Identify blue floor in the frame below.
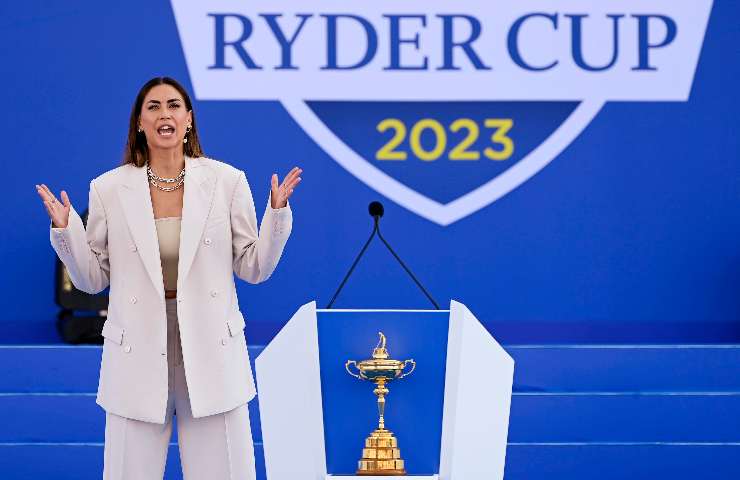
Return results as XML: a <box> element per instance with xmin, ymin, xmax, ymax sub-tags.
<box><xmin>1</xmin><ymin>339</ymin><xmax>739</xmax><ymax>479</ymax></box>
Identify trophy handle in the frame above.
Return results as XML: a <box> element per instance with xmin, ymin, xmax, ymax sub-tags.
<box><xmin>345</xmin><ymin>360</ymin><xmax>362</xmax><ymax>379</ymax></box>
<box><xmin>399</xmin><ymin>359</ymin><xmax>416</xmax><ymax>378</ymax></box>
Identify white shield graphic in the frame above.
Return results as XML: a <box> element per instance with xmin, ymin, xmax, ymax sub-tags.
<box><xmin>281</xmin><ymin>98</ymin><xmax>604</xmax><ymax>225</ymax></box>
<box><xmin>170</xmin><ymin>0</ymin><xmax>712</xmax><ymax>225</ymax></box>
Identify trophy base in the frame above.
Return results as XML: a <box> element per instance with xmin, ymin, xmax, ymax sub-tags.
<box><xmin>356</xmin><ymin>428</ymin><xmax>406</xmax><ymax>476</ymax></box>
<box><xmin>356</xmin><ymin>470</ymin><xmax>406</xmax><ymax>476</ymax></box>
<box><xmin>328</xmin><ymin>476</ymin><xmax>438</xmax><ymax>480</ymax></box>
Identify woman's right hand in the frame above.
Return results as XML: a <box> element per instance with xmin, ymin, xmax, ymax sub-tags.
<box><xmin>36</xmin><ymin>184</ymin><xmax>71</xmax><ymax>229</ymax></box>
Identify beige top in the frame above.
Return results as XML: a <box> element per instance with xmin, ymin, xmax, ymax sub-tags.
<box><xmin>154</xmin><ymin>217</ymin><xmax>181</xmax><ymax>290</ymax></box>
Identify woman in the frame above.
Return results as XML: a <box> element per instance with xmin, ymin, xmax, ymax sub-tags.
<box><xmin>35</xmin><ymin>76</ymin><xmax>302</xmax><ymax>479</ymax></box>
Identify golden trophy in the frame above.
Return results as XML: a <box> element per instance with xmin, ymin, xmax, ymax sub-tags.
<box><xmin>345</xmin><ymin>332</ymin><xmax>416</xmax><ymax>475</ymax></box>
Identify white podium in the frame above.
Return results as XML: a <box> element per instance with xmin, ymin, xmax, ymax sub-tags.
<box><xmin>255</xmin><ymin>300</ymin><xmax>514</xmax><ymax>480</ymax></box>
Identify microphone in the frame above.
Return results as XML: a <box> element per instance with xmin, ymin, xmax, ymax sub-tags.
<box><xmin>368</xmin><ymin>201</ymin><xmax>384</xmax><ymax>219</ymax></box>
<box><xmin>326</xmin><ymin>201</ymin><xmax>439</xmax><ymax>309</ymax></box>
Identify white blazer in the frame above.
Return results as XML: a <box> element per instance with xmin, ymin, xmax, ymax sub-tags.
<box><xmin>49</xmin><ymin>155</ymin><xmax>292</xmax><ymax>424</ymax></box>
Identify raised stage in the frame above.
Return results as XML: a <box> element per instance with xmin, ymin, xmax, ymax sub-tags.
<box><xmin>1</xmin><ymin>319</ymin><xmax>739</xmax><ymax>479</ymax></box>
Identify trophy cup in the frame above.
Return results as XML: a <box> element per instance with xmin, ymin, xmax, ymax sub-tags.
<box><xmin>345</xmin><ymin>332</ymin><xmax>416</xmax><ymax>475</ymax></box>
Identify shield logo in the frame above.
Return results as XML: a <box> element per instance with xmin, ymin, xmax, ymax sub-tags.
<box><xmin>170</xmin><ymin>0</ymin><xmax>712</xmax><ymax>225</ymax></box>
<box><xmin>282</xmin><ymin>99</ymin><xmax>603</xmax><ymax>225</ymax></box>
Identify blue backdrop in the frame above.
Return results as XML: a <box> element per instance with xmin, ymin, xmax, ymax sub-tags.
<box><xmin>3</xmin><ymin>1</ymin><xmax>739</xmax><ymax>343</ymax></box>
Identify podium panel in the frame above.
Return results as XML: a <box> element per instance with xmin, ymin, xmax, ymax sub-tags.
<box><xmin>439</xmin><ymin>301</ymin><xmax>514</xmax><ymax>479</ymax></box>
<box><xmin>254</xmin><ymin>302</ymin><xmax>327</xmax><ymax>479</ymax></box>
<box><xmin>256</xmin><ymin>301</ymin><xmax>513</xmax><ymax>480</ymax></box>
<box><xmin>318</xmin><ymin>309</ymin><xmax>449</xmax><ymax>475</ymax></box>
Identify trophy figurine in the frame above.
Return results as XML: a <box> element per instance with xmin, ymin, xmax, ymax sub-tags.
<box><xmin>345</xmin><ymin>332</ymin><xmax>416</xmax><ymax>475</ymax></box>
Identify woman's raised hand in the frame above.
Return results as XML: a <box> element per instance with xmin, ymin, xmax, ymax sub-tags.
<box><xmin>270</xmin><ymin>167</ymin><xmax>303</xmax><ymax>209</ymax></box>
<box><xmin>36</xmin><ymin>184</ymin><xmax>71</xmax><ymax>228</ymax></box>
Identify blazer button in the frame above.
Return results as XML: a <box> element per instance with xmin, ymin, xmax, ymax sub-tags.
<box><xmin>130</xmin><ymin>244</ymin><xmax>137</xmax><ymax>252</ymax></box>
<box><xmin>124</xmin><ymin>345</ymin><xmax>132</xmax><ymax>353</ymax></box>
<box><xmin>221</xmin><ymin>338</ymin><xmax>227</xmax><ymax>346</ymax></box>
<box><xmin>210</xmin><ymin>289</ymin><xmax>218</xmax><ymax>298</ymax></box>
<box><xmin>204</xmin><ymin>237</ymin><xmax>212</xmax><ymax>245</ymax></box>
<box><xmin>130</xmin><ymin>296</ymin><xmax>137</xmax><ymax>304</ymax></box>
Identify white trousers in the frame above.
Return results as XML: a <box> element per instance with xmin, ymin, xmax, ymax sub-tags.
<box><xmin>102</xmin><ymin>298</ymin><xmax>256</xmax><ymax>480</ymax></box>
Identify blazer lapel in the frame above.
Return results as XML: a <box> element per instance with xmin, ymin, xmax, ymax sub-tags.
<box><xmin>178</xmin><ymin>156</ymin><xmax>217</xmax><ymax>289</ymax></box>
<box><xmin>117</xmin><ymin>163</ymin><xmax>165</xmax><ymax>300</ymax></box>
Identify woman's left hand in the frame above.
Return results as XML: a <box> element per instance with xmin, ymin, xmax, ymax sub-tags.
<box><xmin>271</xmin><ymin>166</ymin><xmax>302</xmax><ymax>209</ymax></box>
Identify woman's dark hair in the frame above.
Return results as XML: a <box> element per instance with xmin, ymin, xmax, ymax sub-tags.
<box><xmin>122</xmin><ymin>76</ymin><xmax>204</xmax><ymax>167</ymax></box>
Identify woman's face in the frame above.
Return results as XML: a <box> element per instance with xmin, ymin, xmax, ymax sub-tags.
<box><xmin>138</xmin><ymin>84</ymin><xmax>193</xmax><ymax>152</ymax></box>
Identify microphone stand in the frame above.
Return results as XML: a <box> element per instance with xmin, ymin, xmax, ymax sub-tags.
<box><xmin>326</xmin><ymin>202</ymin><xmax>440</xmax><ymax>310</ymax></box>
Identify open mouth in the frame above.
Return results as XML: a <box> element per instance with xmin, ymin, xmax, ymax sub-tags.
<box><xmin>157</xmin><ymin>125</ymin><xmax>175</xmax><ymax>137</ymax></box>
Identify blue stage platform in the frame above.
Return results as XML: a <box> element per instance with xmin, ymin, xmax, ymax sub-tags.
<box><xmin>1</xmin><ymin>324</ymin><xmax>739</xmax><ymax>479</ymax></box>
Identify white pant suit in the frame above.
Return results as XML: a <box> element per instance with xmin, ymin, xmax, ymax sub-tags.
<box><xmin>48</xmin><ymin>157</ymin><xmax>292</xmax><ymax>479</ymax></box>
<box><xmin>103</xmin><ymin>297</ymin><xmax>256</xmax><ymax>480</ymax></box>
